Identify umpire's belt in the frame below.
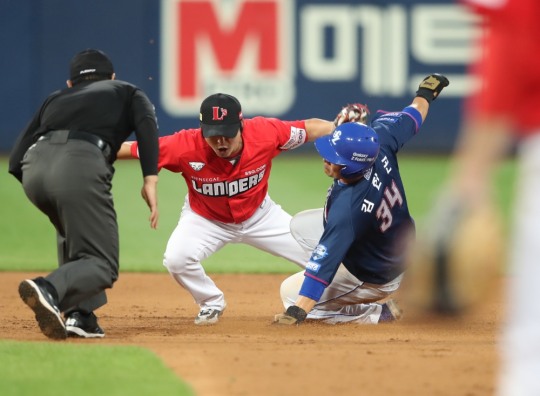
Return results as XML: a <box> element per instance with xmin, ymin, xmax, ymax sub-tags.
<box><xmin>38</xmin><ymin>130</ymin><xmax>108</xmax><ymax>151</ymax></box>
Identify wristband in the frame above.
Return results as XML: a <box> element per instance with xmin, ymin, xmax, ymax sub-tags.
<box><xmin>415</xmin><ymin>88</ymin><xmax>436</xmax><ymax>103</ymax></box>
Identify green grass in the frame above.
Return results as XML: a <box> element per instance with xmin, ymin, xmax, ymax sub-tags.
<box><xmin>0</xmin><ymin>154</ymin><xmax>516</xmax><ymax>396</ymax></box>
<box><xmin>0</xmin><ymin>340</ymin><xmax>193</xmax><ymax>396</ymax></box>
<box><xmin>400</xmin><ymin>154</ymin><xmax>516</xmax><ymax>221</ymax></box>
<box><xmin>0</xmin><ymin>154</ymin><xmax>516</xmax><ymax>273</ymax></box>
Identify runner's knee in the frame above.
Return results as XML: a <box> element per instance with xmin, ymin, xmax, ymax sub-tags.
<box><xmin>280</xmin><ymin>271</ymin><xmax>305</xmax><ymax>308</ymax></box>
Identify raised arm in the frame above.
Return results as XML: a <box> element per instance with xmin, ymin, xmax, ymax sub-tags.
<box><xmin>411</xmin><ymin>74</ymin><xmax>450</xmax><ymax>121</ymax></box>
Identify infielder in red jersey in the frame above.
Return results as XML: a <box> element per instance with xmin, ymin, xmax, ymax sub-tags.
<box><xmin>118</xmin><ymin>93</ymin><xmax>337</xmax><ymax>325</ymax></box>
<box><xmin>429</xmin><ymin>1</ymin><xmax>540</xmax><ymax>395</ymax></box>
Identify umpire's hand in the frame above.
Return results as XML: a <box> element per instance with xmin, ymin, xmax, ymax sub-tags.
<box><xmin>141</xmin><ymin>175</ymin><xmax>159</xmax><ymax>229</ymax></box>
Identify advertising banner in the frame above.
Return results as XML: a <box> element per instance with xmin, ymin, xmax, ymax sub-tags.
<box><xmin>0</xmin><ymin>0</ymin><xmax>479</xmax><ymax>153</ymax></box>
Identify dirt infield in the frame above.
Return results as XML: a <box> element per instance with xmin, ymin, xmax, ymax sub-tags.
<box><xmin>0</xmin><ymin>272</ymin><xmax>504</xmax><ymax>396</ymax></box>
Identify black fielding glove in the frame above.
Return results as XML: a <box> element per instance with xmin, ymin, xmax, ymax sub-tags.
<box><xmin>415</xmin><ymin>74</ymin><xmax>450</xmax><ymax>103</ymax></box>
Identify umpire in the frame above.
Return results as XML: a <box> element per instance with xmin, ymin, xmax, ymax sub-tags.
<box><xmin>8</xmin><ymin>49</ymin><xmax>159</xmax><ymax>340</ymax></box>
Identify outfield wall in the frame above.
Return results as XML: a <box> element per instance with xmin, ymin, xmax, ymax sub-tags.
<box><xmin>0</xmin><ymin>0</ymin><xmax>478</xmax><ymax>154</ymax></box>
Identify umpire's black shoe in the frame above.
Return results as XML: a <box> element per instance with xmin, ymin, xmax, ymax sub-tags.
<box><xmin>18</xmin><ymin>277</ymin><xmax>66</xmax><ymax>340</ymax></box>
<box><xmin>65</xmin><ymin>311</ymin><xmax>105</xmax><ymax>338</ymax></box>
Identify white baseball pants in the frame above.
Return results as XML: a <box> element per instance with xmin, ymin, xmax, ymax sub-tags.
<box><xmin>280</xmin><ymin>208</ymin><xmax>402</xmax><ymax>324</ymax></box>
<box><xmin>163</xmin><ymin>194</ymin><xmax>310</xmax><ymax>311</ymax></box>
<box><xmin>498</xmin><ymin>133</ymin><xmax>540</xmax><ymax>396</ymax></box>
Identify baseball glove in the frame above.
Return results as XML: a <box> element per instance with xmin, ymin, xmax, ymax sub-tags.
<box><xmin>404</xmin><ymin>193</ymin><xmax>505</xmax><ymax>314</ymax></box>
<box><xmin>334</xmin><ymin>103</ymin><xmax>370</xmax><ymax>127</ymax></box>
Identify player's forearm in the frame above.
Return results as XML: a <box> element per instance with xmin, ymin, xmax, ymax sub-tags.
<box><xmin>117</xmin><ymin>142</ymin><xmax>135</xmax><ymax>159</ymax></box>
<box><xmin>274</xmin><ymin>278</ymin><xmax>321</xmax><ymax>325</ymax></box>
<box><xmin>294</xmin><ymin>295</ymin><xmax>317</xmax><ymax>313</ymax></box>
<box><xmin>410</xmin><ymin>97</ymin><xmax>430</xmax><ymax>122</ymax></box>
<box><xmin>304</xmin><ymin>118</ymin><xmax>335</xmax><ymax>142</ymax></box>
<box><xmin>411</xmin><ymin>74</ymin><xmax>449</xmax><ymax>122</ymax></box>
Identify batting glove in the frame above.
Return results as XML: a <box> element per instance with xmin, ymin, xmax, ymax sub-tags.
<box><xmin>415</xmin><ymin>74</ymin><xmax>450</xmax><ymax>103</ymax></box>
<box><xmin>274</xmin><ymin>306</ymin><xmax>308</xmax><ymax>325</ymax></box>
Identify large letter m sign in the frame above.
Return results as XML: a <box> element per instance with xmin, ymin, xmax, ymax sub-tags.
<box><xmin>161</xmin><ymin>0</ymin><xmax>295</xmax><ymax>116</ymax></box>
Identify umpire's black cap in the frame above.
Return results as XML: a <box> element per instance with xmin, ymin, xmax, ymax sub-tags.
<box><xmin>200</xmin><ymin>93</ymin><xmax>243</xmax><ymax>138</ymax></box>
<box><xmin>69</xmin><ymin>49</ymin><xmax>114</xmax><ymax>81</ymax></box>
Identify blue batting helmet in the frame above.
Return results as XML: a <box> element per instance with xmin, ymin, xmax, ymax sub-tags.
<box><xmin>315</xmin><ymin>122</ymin><xmax>380</xmax><ymax>178</ymax></box>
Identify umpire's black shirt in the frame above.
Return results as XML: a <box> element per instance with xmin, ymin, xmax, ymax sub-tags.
<box><xmin>8</xmin><ymin>79</ymin><xmax>159</xmax><ymax>182</ymax></box>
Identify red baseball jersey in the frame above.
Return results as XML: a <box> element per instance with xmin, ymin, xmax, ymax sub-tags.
<box><xmin>463</xmin><ymin>0</ymin><xmax>540</xmax><ymax>134</ymax></box>
<box><xmin>131</xmin><ymin>117</ymin><xmax>308</xmax><ymax>223</ymax></box>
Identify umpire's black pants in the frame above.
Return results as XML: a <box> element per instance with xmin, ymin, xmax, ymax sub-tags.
<box><xmin>21</xmin><ymin>130</ymin><xmax>118</xmax><ymax>315</ymax></box>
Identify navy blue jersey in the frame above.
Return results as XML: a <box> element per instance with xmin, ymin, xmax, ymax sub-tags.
<box><xmin>300</xmin><ymin>106</ymin><xmax>422</xmax><ymax>301</ymax></box>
